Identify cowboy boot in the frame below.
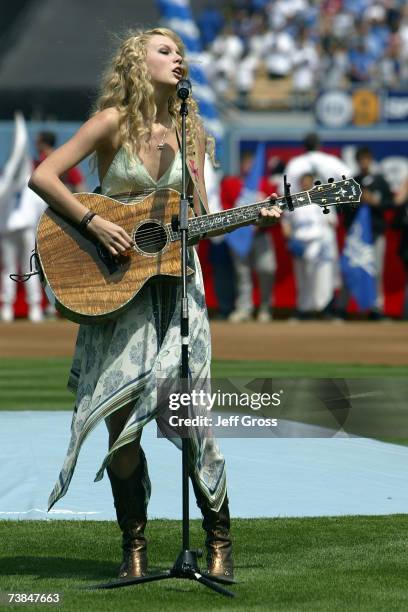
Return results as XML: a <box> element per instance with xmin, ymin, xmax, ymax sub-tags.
<box><xmin>106</xmin><ymin>449</ymin><xmax>148</xmax><ymax>578</ymax></box>
<box><xmin>191</xmin><ymin>475</ymin><xmax>234</xmax><ymax>578</ymax></box>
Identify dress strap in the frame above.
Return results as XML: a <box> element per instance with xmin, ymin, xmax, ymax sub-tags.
<box><xmin>175</xmin><ymin>126</ymin><xmax>210</xmax><ymax>215</ymax></box>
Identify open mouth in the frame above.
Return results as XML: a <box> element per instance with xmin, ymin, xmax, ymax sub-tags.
<box><xmin>172</xmin><ymin>68</ymin><xmax>183</xmax><ymax>78</ymax></box>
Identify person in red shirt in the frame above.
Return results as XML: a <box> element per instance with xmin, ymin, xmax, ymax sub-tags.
<box><xmin>221</xmin><ymin>151</ymin><xmax>279</xmax><ymax>322</ymax></box>
<box><xmin>34</xmin><ymin>131</ymin><xmax>86</xmax><ymax>193</ymax></box>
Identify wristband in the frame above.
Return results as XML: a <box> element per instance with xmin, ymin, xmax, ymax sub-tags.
<box><xmin>78</xmin><ymin>211</ymin><xmax>96</xmax><ymax>231</ymax></box>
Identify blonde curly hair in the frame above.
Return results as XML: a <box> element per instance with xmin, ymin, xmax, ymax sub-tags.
<box><xmin>93</xmin><ymin>27</ymin><xmax>216</xmax><ymax>164</ymax></box>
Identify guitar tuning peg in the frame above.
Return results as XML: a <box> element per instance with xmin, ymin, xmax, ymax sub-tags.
<box><xmin>322</xmin><ymin>206</ymin><xmax>330</xmax><ymax>214</ymax></box>
<box><xmin>314</xmin><ymin>180</ymin><xmax>321</xmax><ymax>185</ymax></box>
<box><xmin>342</xmin><ymin>175</ymin><xmax>346</xmax><ymax>180</ymax></box>
<box><xmin>328</xmin><ymin>177</ymin><xmax>334</xmax><ymax>183</ymax></box>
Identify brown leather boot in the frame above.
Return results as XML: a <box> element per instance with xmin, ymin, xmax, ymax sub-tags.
<box><xmin>106</xmin><ymin>450</ymin><xmax>148</xmax><ymax>579</ymax></box>
<box><xmin>191</xmin><ymin>476</ymin><xmax>234</xmax><ymax>578</ymax></box>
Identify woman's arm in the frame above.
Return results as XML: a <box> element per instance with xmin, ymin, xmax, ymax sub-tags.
<box><xmin>29</xmin><ymin>108</ymin><xmax>134</xmax><ymax>256</ymax></box>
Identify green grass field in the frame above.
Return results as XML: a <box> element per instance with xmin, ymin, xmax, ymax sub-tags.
<box><xmin>0</xmin><ymin>357</ymin><xmax>406</xmax><ymax>411</ymax></box>
<box><xmin>0</xmin><ymin>515</ymin><xmax>408</xmax><ymax>612</ymax></box>
<box><xmin>1</xmin><ymin>357</ymin><xmax>408</xmax><ymax>610</ymax></box>
<box><xmin>1</xmin><ymin>516</ymin><xmax>408</xmax><ymax>611</ymax></box>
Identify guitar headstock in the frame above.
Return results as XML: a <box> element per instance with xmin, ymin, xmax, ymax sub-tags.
<box><xmin>308</xmin><ymin>178</ymin><xmax>362</xmax><ymax>209</ymax></box>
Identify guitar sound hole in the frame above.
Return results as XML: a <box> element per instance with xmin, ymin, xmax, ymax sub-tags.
<box><xmin>134</xmin><ymin>222</ymin><xmax>167</xmax><ymax>254</ymax></box>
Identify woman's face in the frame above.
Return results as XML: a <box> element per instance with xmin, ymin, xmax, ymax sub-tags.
<box><xmin>145</xmin><ymin>34</ymin><xmax>184</xmax><ymax>88</ymax></box>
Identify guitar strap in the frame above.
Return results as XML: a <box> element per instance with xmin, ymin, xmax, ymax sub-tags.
<box><xmin>175</xmin><ymin>126</ymin><xmax>210</xmax><ymax>216</ymax></box>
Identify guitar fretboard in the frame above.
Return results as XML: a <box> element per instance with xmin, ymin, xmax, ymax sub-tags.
<box><xmin>167</xmin><ymin>191</ymin><xmax>311</xmax><ymax>241</ymax></box>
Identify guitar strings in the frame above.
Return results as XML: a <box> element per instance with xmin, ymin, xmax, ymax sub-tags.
<box><xmin>128</xmin><ymin>198</ymin><xmax>353</xmax><ymax>250</ymax></box>
<box><xmin>114</xmin><ymin>182</ymin><xmax>357</xmax><ymax>251</ymax></box>
<box><xmin>130</xmin><ymin>187</ymin><xmax>351</xmax><ymax>238</ymax></box>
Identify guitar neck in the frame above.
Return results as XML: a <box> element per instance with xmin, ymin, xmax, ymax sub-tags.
<box><xmin>168</xmin><ymin>190</ymin><xmax>311</xmax><ymax>242</ymax></box>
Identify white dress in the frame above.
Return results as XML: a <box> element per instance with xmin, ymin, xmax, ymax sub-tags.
<box><xmin>47</xmin><ymin>147</ymin><xmax>227</xmax><ymax>513</ymax></box>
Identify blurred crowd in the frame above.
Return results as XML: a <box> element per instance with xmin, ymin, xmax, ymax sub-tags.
<box><xmin>198</xmin><ymin>0</ymin><xmax>408</xmax><ymax>108</ymax></box>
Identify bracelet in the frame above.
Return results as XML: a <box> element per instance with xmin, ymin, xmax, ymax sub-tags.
<box><xmin>78</xmin><ymin>211</ymin><xmax>96</xmax><ymax>231</ymax></box>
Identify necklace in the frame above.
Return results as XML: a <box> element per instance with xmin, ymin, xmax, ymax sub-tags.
<box><xmin>154</xmin><ymin>121</ymin><xmax>172</xmax><ymax>150</ymax></box>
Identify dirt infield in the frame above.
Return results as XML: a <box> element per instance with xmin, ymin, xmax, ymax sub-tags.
<box><xmin>0</xmin><ymin>320</ymin><xmax>407</xmax><ymax>365</ymax></box>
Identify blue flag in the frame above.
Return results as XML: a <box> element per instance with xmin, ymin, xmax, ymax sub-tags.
<box><xmin>225</xmin><ymin>142</ymin><xmax>266</xmax><ymax>258</ymax></box>
<box><xmin>340</xmin><ymin>205</ymin><xmax>377</xmax><ymax>310</ymax></box>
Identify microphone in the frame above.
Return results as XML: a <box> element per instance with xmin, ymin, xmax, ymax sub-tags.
<box><xmin>176</xmin><ymin>79</ymin><xmax>192</xmax><ymax>100</ymax></box>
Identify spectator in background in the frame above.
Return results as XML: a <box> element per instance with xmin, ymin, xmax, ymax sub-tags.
<box><xmin>0</xmin><ymin>114</ymin><xmax>46</xmax><ymax>323</ymax></box>
<box><xmin>364</xmin><ymin>4</ymin><xmax>390</xmax><ymax>61</ymax></box>
<box><xmin>347</xmin><ymin>30</ymin><xmax>377</xmax><ymax>83</ymax></box>
<box><xmin>248</xmin><ymin>15</ymin><xmax>273</xmax><ymax>57</ymax></box>
<box><xmin>222</xmin><ymin>150</ymin><xmax>277</xmax><ymax>323</ymax></box>
<box><xmin>284</xmin><ymin>132</ymin><xmax>350</xmax><ymax>318</ymax></box>
<box><xmin>399</xmin><ymin>5</ymin><xmax>408</xmax><ymax>81</ymax></box>
<box><xmin>281</xmin><ymin>172</ymin><xmax>339</xmax><ymax>319</ymax></box>
<box><xmin>0</xmin><ymin>184</ymin><xmax>45</xmax><ymax>322</ymax></box>
<box><xmin>319</xmin><ymin>40</ymin><xmax>350</xmax><ymax>89</ymax></box>
<box><xmin>235</xmin><ymin>48</ymin><xmax>260</xmax><ymax>108</ymax></box>
<box><xmin>266</xmin><ymin>0</ymin><xmax>308</xmax><ymax>31</ymax></box>
<box><xmin>209</xmin><ymin>24</ymin><xmax>244</xmax><ymax>95</ymax></box>
<box><xmin>291</xmin><ymin>26</ymin><xmax>320</xmax><ymax>109</ymax></box>
<box><xmin>204</xmin><ymin>157</ymin><xmax>236</xmax><ymax>320</ymax></box>
<box><xmin>340</xmin><ymin>146</ymin><xmax>394</xmax><ymax>319</ymax></box>
<box><xmin>232</xmin><ymin>7</ymin><xmax>256</xmax><ymax>44</ymax></box>
<box><xmin>332</xmin><ymin>8</ymin><xmax>355</xmax><ymax>38</ymax></box>
<box><xmin>35</xmin><ymin>131</ymin><xmax>86</xmax><ymax>192</ymax></box>
<box><xmin>375</xmin><ymin>28</ymin><xmax>404</xmax><ymax>88</ymax></box>
<box><xmin>264</xmin><ymin>26</ymin><xmax>295</xmax><ymax>80</ymax></box>
<box><xmin>284</xmin><ymin>133</ymin><xmax>350</xmax><ymax>194</ymax></box>
<box><xmin>393</xmin><ymin>177</ymin><xmax>408</xmax><ymax>319</ymax></box>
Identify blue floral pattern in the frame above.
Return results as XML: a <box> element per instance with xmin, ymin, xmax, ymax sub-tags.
<box><xmin>109</xmin><ymin>328</ymin><xmax>128</xmax><ymax>357</ymax></box>
<box><xmin>102</xmin><ymin>369</ymin><xmax>125</xmax><ymax>395</ymax></box>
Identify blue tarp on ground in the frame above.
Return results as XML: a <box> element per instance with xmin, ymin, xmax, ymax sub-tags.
<box><xmin>1</xmin><ymin>411</ymin><xmax>408</xmax><ymax>520</ymax></box>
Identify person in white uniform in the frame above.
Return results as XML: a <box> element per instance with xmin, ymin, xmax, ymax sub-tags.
<box><xmin>0</xmin><ymin>113</ymin><xmax>46</xmax><ymax>322</ymax></box>
<box><xmin>283</xmin><ymin>133</ymin><xmax>350</xmax><ymax>318</ymax></box>
<box><xmin>282</xmin><ymin>173</ymin><xmax>339</xmax><ymax>317</ymax></box>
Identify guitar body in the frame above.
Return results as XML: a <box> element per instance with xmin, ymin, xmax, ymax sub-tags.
<box><xmin>36</xmin><ymin>189</ymin><xmax>194</xmax><ymax>324</ymax></box>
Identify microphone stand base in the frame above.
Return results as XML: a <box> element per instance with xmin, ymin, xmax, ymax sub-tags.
<box><xmin>87</xmin><ymin>548</ymin><xmax>236</xmax><ymax>597</ymax></box>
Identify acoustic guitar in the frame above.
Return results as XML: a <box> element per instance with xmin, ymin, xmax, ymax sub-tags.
<box><xmin>35</xmin><ymin>178</ymin><xmax>361</xmax><ymax>323</ymax></box>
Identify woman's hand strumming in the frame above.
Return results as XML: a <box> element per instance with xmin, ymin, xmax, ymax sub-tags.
<box><xmin>87</xmin><ymin>216</ymin><xmax>135</xmax><ymax>256</ymax></box>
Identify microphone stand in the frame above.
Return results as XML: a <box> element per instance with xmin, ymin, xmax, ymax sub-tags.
<box><xmin>89</xmin><ymin>81</ymin><xmax>235</xmax><ymax>598</ymax></box>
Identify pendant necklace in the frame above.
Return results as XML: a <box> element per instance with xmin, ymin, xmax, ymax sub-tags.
<box><xmin>157</xmin><ymin>126</ymin><xmax>168</xmax><ymax>150</ymax></box>
<box><xmin>156</xmin><ymin>122</ymin><xmax>172</xmax><ymax>150</ymax></box>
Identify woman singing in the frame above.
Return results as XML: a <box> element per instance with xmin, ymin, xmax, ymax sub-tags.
<box><xmin>29</xmin><ymin>27</ymin><xmax>280</xmax><ymax>580</ymax></box>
